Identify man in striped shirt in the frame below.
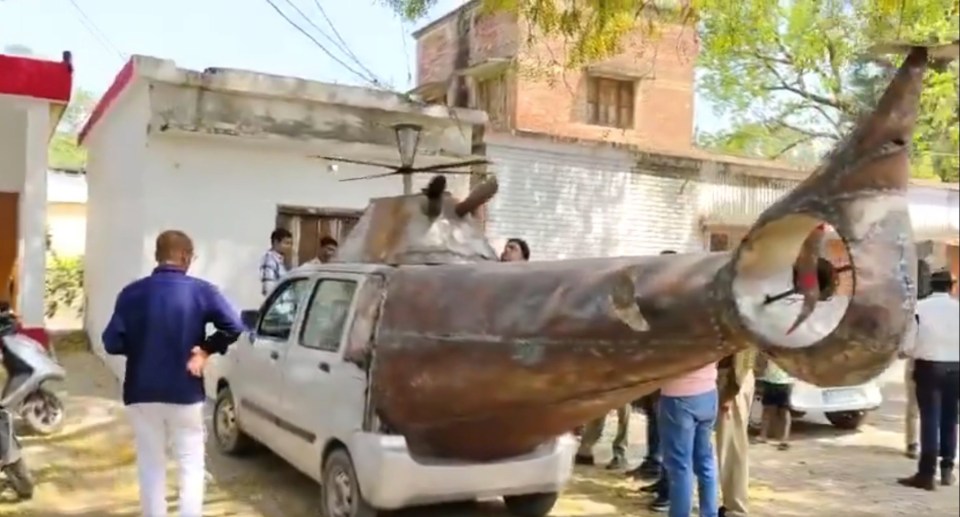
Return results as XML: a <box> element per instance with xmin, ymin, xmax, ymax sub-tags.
<box><xmin>259</xmin><ymin>228</ymin><xmax>293</xmax><ymax>296</ymax></box>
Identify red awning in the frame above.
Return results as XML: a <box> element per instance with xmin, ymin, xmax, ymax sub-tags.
<box><xmin>0</xmin><ymin>51</ymin><xmax>74</xmax><ymax>141</ymax></box>
<box><xmin>0</xmin><ymin>52</ymin><xmax>73</xmax><ymax>103</ymax></box>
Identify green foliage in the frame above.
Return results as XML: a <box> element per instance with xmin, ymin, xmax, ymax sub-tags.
<box><xmin>48</xmin><ymin>132</ymin><xmax>87</xmax><ymax>170</ymax></box>
<box><xmin>388</xmin><ymin>0</ymin><xmax>959</xmax><ymax>181</ymax></box>
<box><xmin>696</xmin><ymin>0</ymin><xmax>959</xmax><ymax>180</ymax></box>
<box><xmin>47</xmin><ymin>88</ymin><xmax>97</xmax><ymax>170</ymax></box>
<box><xmin>45</xmin><ymin>252</ymin><xmax>84</xmax><ymax>319</ymax></box>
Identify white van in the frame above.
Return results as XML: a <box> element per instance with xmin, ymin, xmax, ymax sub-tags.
<box><xmin>204</xmin><ymin>263</ymin><xmax>576</xmax><ymax>517</ymax></box>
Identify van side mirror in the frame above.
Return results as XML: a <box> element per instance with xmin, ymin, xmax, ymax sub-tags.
<box><xmin>240</xmin><ymin>310</ymin><xmax>259</xmax><ymax>331</ymax></box>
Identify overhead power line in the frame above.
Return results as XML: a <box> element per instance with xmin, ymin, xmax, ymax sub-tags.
<box><xmin>264</xmin><ymin>0</ymin><xmax>384</xmax><ymax>88</ymax></box>
<box><xmin>65</xmin><ymin>0</ymin><xmax>125</xmax><ymax>63</ymax></box>
<box><xmin>311</xmin><ymin>0</ymin><xmax>369</xmax><ymax>76</ymax></box>
<box><xmin>284</xmin><ymin>0</ymin><xmax>385</xmax><ymax>85</ymax></box>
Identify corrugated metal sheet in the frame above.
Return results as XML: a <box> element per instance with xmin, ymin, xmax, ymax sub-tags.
<box><xmin>485</xmin><ymin>136</ymin><xmax>702</xmax><ymax>259</ymax></box>
<box><xmin>696</xmin><ymin>168</ymin><xmax>958</xmax><ymax>242</ymax></box>
<box><xmin>696</xmin><ymin>166</ymin><xmax>797</xmax><ymax>227</ymax></box>
<box><xmin>908</xmin><ymin>186</ymin><xmax>959</xmax><ymax>242</ymax></box>
<box><xmin>483</xmin><ymin>135</ymin><xmax>959</xmax><ymax>256</ymax></box>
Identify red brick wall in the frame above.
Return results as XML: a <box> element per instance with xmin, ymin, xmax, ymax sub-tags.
<box><xmin>415</xmin><ymin>8</ymin><xmax>520</xmax><ymax>86</ymax></box>
<box><xmin>416</xmin><ymin>24</ymin><xmax>455</xmax><ymax>86</ymax></box>
<box><xmin>514</xmin><ymin>23</ymin><xmax>697</xmax><ymax>152</ymax></box>
<box><xmin>414</xmin><ymin>9</ymin><xmax>697</xmax><ymax>152</ymax></box>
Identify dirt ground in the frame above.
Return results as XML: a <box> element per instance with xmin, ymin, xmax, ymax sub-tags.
<box><xmin>0</xmin><ymin>350</ymin><xmax>957</xmax><ymax>517</ymax></box>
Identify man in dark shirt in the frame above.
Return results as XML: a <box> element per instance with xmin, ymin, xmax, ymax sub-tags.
<box><xmin>103</xmin><ymin>230</ymin><xmax>244</xmax><ymax>517</ymax></box>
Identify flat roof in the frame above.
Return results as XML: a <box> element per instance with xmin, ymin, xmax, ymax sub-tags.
<box><xmin>79</xmin><ymin>55</ymin><xmax>487</xmax><ymax>146</ymax></box>
<box><xmin>0</xmin><ymin>51</ymin><xmax>73</xmax><ymax>104</ymax></box>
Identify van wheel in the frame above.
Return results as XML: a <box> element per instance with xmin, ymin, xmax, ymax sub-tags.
<box><xmin>213</xmin><ymin>387</ymin><xmax>255</xmax><ymax>455</ymax></box>
<box><xmin>321</xmin><ymin>448</ymin><xmax>377</xmax><ymax>517</ymax></box>
<box><xmin>503</xmin><ymin>492</ymin><xmax>559</xmax><ymax>517</ymax></box>
<box><xmin>826</xmin><ymin>410</ymin><xmax>868</xmax><ymax>430</ymax></box>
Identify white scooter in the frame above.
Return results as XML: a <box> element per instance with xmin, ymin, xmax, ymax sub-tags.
<box><xmin>0</xmin><ymin>406</ymin><xmax>31</xmax><ymax>499</ymax></box>
<box><xmin>0</xmin><ymin>306</ymin><xmax>67</xmax><ymax>435</ymax></box>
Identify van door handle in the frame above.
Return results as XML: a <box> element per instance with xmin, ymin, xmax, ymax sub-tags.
<box><xmin>269</xmin><ymin>351</ymin><xmax>279</xmax><ymax>360</ymax></box>
<box><xmin>318</xmin><ymin>362</ymin><xmax>330</xmax><ymax>373</ymax></box>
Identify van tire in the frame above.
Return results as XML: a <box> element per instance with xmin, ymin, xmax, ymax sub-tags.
<box><xmin>321</xmin><ymin>448</ymin><xmax>377</xmax><ymax>517</ymax></box>
<box><xmin>213</xmin><ymin>386</ymin><xmax>255</xmax><ymax>455</ymax></box>
<box><xmin>503</xmin><ymin>492</ymin><xmax>559</xmax><ymax>517</ymax></box>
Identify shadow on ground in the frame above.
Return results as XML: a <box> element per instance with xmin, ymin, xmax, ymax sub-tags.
<box><xmin>0</xmin><ymin>352</ymin><xmax>955</xmax><ymax>517</ymax></box>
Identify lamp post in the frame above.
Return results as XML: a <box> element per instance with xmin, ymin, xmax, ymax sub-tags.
<box><xmin>394</xmin><ymin>123</ymin><xmax>422</xmax><ymax>194</ymax></box>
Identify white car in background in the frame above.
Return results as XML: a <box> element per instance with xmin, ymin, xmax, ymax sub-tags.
<box><xmin>739</xmin><ymin>292</ymin><xmax>883</xmax><ymax>431</ymax></box>
<box><xmin>749</xmin><ymin>378</ymin><xmax>883</xmax><ymax>430</ymax></box>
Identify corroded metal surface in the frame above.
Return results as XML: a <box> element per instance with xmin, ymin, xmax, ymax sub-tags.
<box><xmin>335</xmin><ymin>180</ymin><xmax>499</xmax><ymax>265</ymax></box>
<box><xmin>373</xmin><ymin>254</ymin><xmax>741</xmax><ymax>459</ymax></box>
<box><xmin>356</xmin><ymin>47</ymin><xmax>935</xmax><ymax>461</ymax></box>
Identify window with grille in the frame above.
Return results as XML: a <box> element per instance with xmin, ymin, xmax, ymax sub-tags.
<box><xmin>475</xmin><ymin>72</ymin><xmax>508</xmax><ymax>126</ymax></box>
<box><xmin>275</xmin><ymin>207</ymin><xmax>362</xmax><ymax>268</ymax></box>
<box><xmin>586</xmin><ymin>77</ymin><xmax>635</xmax><ymax>129</ymax></box>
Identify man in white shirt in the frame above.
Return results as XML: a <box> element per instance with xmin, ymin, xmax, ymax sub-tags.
<box><xmin>898</xmin><ymin>270</ymin><xmax>960</xmax><ymax>491</ymax></box>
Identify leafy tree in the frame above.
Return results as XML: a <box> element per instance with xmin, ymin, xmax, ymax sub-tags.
<box><xmin>387</xmin><ymin>0</ymin><xmax>959</xmax><ymax>181</ymax></box>
<box><xmin>696</xmin><ymin>0</ymin><xmax>958</xmax><ymax>180</ymax></box>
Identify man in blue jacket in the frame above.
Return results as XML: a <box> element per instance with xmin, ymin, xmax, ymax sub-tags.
<box><xmin>103</xmin><ymin>230</ymin><xmax>244</xmax><ymax>517</ymax></box>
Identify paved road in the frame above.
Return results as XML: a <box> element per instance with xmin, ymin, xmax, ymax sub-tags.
<box><xmin>0</xmin><ymin>351</ymin><xmax>956</xmax><ymax>516</ymax></box>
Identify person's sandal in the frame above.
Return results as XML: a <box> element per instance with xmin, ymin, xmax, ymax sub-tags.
<box><xmin>777</xmin><ymin>442</ymin><xmax>790</xmax><ymax>451</ymax></box>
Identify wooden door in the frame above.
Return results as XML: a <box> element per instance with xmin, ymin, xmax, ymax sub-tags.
<box><xmin>276</xmin><ymin>208</ymin><xmax>362</xmax><ymax>267</ymax></box>
<box><xmin>0</xmin><ymin>193</ymin><xmax>18</xmax><ymax>309</ymax></box>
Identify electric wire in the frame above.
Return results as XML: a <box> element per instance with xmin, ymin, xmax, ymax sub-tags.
<box><xmin>268</xmin><ymin>0</ymin><xmax>384</xmax><ymax>87</ymax></box>
<box><xmin>65</xmin><ymin>0</ymin><xmax>125</xmax><ymax>63</ymax></box>
<box><xmin>310</xmin><ymin>0</ymin><xmax>368</xmax><ymax>75</ymax></box>
<box><xmin>399</xmin><ymin>17</ymin><xmax>412</xmax><ymax>85</ymax></box>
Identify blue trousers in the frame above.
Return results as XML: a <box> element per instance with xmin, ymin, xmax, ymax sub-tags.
<box><xmin>659</xmin><ymin>390</ymin><xmax>719</xmax><ymax>517</ymax></box>
<box><xmin>913</xmin><ymin>359</ymin><xmax>960</xmax><ymax>476</ymax></box>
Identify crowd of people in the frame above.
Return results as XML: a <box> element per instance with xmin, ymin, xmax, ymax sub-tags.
<box><xmin>101</xmin><ymin>226</ymin><xmax>958</xmax><ymax>517</ymax></box>
<box><xmin>569</xmin><ymin>255</ymin><xmax>959</xmax><ymax>517</ymax></box>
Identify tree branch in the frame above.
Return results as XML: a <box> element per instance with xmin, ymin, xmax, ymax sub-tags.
<box><xmin>764</xmin><ymin>119</ymin><xmax>837</xmax><ymax>140</ymax></box>
<box><xmin>752</xmin><ymin>46</ymin><xmax>855</xmax><ymax>115</ymax></box>
<box><xmin>825</xmin><ymin>40</ymin><xmax>844</xmax><ymax>97</ymax></box>
<box><xmin>772</xmin><ymin>134</ymin><xmax>817</xmax><ymax>159</ymax></box>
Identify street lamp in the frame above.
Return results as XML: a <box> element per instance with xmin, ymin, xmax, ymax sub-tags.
<box><xmin>393</xmin><ymin>123</ymin><xmax>422</xmax><ymax>194</ymax></box>
<box><xmin>394</xmin><ymin>123</ymin><xmax>422</xmax><ymax>169</ymax></box>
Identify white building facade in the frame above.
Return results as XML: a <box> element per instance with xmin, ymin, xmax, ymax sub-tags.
<box><xmin>80</xmin><ymin>56</ymin><xmax>486</xmax><ymax>374</ymax></box>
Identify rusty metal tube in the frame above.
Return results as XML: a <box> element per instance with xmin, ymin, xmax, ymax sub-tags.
<box><xmin>373</xmin><ymin>254</ymin><xmax>740</xmax><ymax>459</ymax></box>
<box><xmin>365</xmin><ymin>46</ymin><xmax>934</xmax><ymax>461</ymax></box>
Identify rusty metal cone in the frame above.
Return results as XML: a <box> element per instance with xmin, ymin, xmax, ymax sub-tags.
<box><xmin>354</xmin><ymin>46</ymin><xmax>944</xmax><ymax>461</ymax></box>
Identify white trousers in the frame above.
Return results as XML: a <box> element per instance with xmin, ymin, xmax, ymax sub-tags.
<box><xmin>127</xmin><ymin>402</ymin><xmax>206</xmax><ymax>517</ymax></box>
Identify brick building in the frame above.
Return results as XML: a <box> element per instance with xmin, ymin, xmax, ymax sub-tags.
<box><xmin>412</xmin><ymin>0</ymin><xmax>697</xmax><ymax>152</ymax></box>
<box><xmin>411</xmin><ymin>0</ymin><xmax>959</xmax><ymax>285</ymax></box>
